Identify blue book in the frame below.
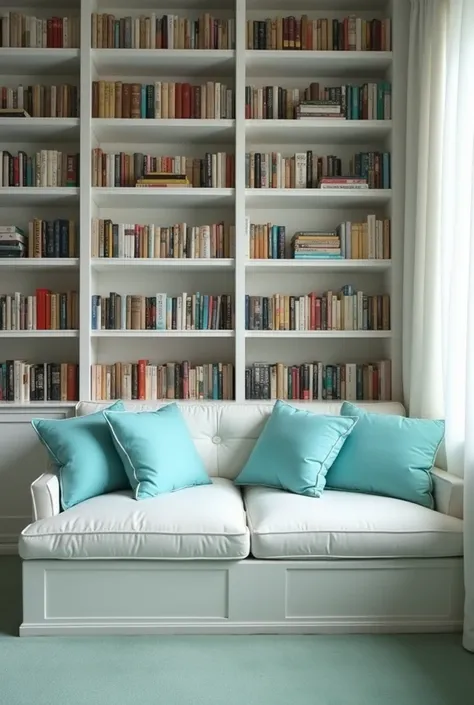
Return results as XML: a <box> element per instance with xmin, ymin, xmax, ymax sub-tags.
<box><xmin>294</xmin><ymin>253</ymin><xmax>343</xmax><ymax>259</ymax></box>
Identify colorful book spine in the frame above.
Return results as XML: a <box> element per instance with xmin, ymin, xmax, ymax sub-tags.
<box><xmin>0</xmin><ymin>290</ymin><xmax>78</xmax><ymax>330</ymax></box>
<box><xmin>0</xmin><ymin>151</ymin><xmax>79</xmax><ymax>187</ymax></box>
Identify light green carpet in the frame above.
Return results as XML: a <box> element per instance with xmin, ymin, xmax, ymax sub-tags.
<box><xmin>0</xmin><ymin>557</ymin><xmax>473</xmax><ymax>705</ymax></box>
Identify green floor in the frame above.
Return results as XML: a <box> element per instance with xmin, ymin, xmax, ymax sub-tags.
<box><xmin>0</xmin><ymin>556</ymin><xmax>473</xmax><ymax>705</ymax></box>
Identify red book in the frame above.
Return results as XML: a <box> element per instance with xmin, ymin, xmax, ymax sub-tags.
<box><xmin>182</xmin><ymin>83</ymin><xmax>191</xmax><ymax>119</ymax></box>
<box><xmin>35</xmin><ymin>289</ymin><xmax>48</xmax><ymax>330</ymax></box>
<box><xmin>137</xmin><ymin>359</ymin><xmax>147</xmax><ymax>399</ymax></box>
<box><xmin>13</xmin><ymin>157</ymin><xmax>19</xmax><ymax>187</ymax></box>
<box><xmin>67</xmin><ymin>364</ymin><xmax>78</xmax><ymax>401</ymax></box>
<box><xmin>310</xmin><ymin>293</ymin><xmax>316</xmax><ymax>330</ymax></box>
<box><xmin>343</xmin><ymin>18</ymin><xmax>349</xmax><ymax>50</ymax></box>
<box><xmin>45</xmin><ymin>292</ymin><xmax>51</xmax><ymax>330</ymax></box>
<box><xmin>175</xmin><ymin>83</ymin><xmax>183</xmax><ymax>119</ymax></box>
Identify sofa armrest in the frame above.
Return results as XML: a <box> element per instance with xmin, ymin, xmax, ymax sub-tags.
<box><xmin>31</xmin><ymin>473</ymin><xmax>60</xmax><ymax>521</ymax></box>
<box><xmin>431</xmin><ymin>467</ymin><xmax>464</xmax><ymax>519</ymax></box>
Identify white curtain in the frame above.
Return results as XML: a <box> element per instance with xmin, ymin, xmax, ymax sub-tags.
<box><xmin>403</xmin><ymin>0</ymin><xmax>474</xmax><ymax>651</ymax></box>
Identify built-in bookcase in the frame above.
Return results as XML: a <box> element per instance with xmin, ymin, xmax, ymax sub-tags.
<box><xmin>0</xmin><ymin>0</ymin><xmax>408</xmax><ymax>406</ymax></box>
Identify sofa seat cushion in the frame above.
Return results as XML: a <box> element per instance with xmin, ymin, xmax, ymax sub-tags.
<box><xmin>20</xmin><ymin>478</ymin><xmax>249</xmax><ymax>560</ymax></box>
<box><xmin>244</xmin><ymin>487</ymin><xmax>463</xmax><ymax>559</ymax></box>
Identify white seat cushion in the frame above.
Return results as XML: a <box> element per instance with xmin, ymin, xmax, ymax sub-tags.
<box><xmin>20</xmin><ymin>478</ymin><xmax>249</xmax><ymax>560</ymax></box>
<box><xmin>244</xmin><ymin>487</ymin><xmax>463</xmax><ymax>559</ymax></box>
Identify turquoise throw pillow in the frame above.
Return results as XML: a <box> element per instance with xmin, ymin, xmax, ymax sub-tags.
<box><xmin>234</xmin><ymin>400</ymin><xmax>358</xmax><ymax>497</ymax></box>
<box><xmin>325</xmin><ymin>402</ymin><xmax>445</xmax><ymax>508</ymax></box>
<box><xmin>103</xmin><ymin>403</ymin><xmax>211</xmax><ymax>500</ymax></box>
<box><xmin>32</xmin><ymin>400</ymin><xmax>128</xmax><ymax>510</ymax></box>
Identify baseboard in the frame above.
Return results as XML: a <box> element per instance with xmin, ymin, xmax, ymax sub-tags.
<box><xmin>19</xmin><ymin>619</ymin><xmax>463</xmax><ymax>637</ymax></box>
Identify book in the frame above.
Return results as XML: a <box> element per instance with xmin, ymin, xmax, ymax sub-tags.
<box><xmin>0</xmin><ymin>13</ymin><xmax>80</xmax><ymax>48</ymax></box>
<box><xmin>246</xmin><ymin>15</ymin><xmax>391</xmax><ymax>51</ymax></box>
<box><xmin>245</xmin><ymin>287</ymin><xmax>390</xmax><ymax>331</ymax></box>
<box><xmin>91</xmin><ymin>219</ymin><xmax>233</xmax><ymax>259</ymax></box>
<box><xmin>92</xmin><ymin>81</ymin><xmax>234</xmax><ymax>119</ymax></box>
<box><xmin>91</xmin><ymin>13</ymin><xmax>235</xmax><ymax>49</ymax></box>
<box><xmin>92</xmin><ymin>149</ymin><xmax>234</xmax><ymax>188</ymax></box>
<box><xmin>0</xmin><ymin>361</ymin><xmax>78</xmax><ymax>402</ymax></box>
<box><xmin>0</xmin><ymin>151</ymin><xmax>79</xmax><ymax>187</ymax></box>
<box><xmin>91</xmin><ymin>292</ymin><xmax>234</xmax><ymax>331</ymax></box>
<box><xmin>91</xmin><ymin>361</ymin><xmax>234</xmax><ymax>401</ymax></box>
<box><xmin>245</xmin><ymin>360</ymin><xmax>391</xmax><ymax>401</ymax></box>
<box><xmin>0</xmin><ymin>290</ymin><xmax>78</xmax><ymax>330</ymax></box>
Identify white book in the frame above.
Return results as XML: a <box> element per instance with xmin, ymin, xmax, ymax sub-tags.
<box><xmin>121</xmin><ymin>296</ymin><xmax>126</xmax><ymax>330</ymax></box>
<box><xmin>295</xmin><ymin>153</ymin><xmax>307</xmax><ymax>188</ymax></box>
<box><xmin>345</xmin><ymin>363</ymin><xmax>357</xmax><ymax>400</ymax></box>
<box><xmin>27</xmin><ymin>296</ymin><xmax>34</xmax><ymax>330</ymax></box>
<box><xmin>357</xmin><ymin>291</ymin><xmax>364</xmax><ymax>330</ymax></box>
<box><xmin>215</xmin><ymin>82</ymin><xmax>221</xmax><ymax>119</ymax></box>
<box><xmin>63</xmin><ymin>16</ymin><xmax>68</xmax><ymax>48</ymax></box>
<box><xmin>134</xmin><ymin>18</ymin><xmax>140</xmax><ymax>49</ymax></box>
<box><xmin>201</xmin><ymin>225</ymin><xmax>210</xmax><ymax>258</ymax></box>
<box><xmin>156</xmin><ymin>293</ymin><xmax>167</xmax><ymax>330</ymax></box>
<box><xmin>177</xmin><ymin>295</ymin><xmax>183</xmax><ymax>330</ymax></box>
<box><xmin>51</xmin><ymin>150</ymin><xmax>58</xmax><ymax>187</ymax></box>
<box><xmin>13</xmin><ymin>361</ymin><xmax>22</xmax><ymax>402</ymax></box>
<box><xmin>42</xmin><ymin>19</ymin><xmax>47</xmax><ymax>49</ymax></box>
<box><xmin>17</xmin><ymin>84</ymin><xmax>24</xmax><ymax>110</ymax></box>
<box><xmin>167</xmin><ymin>15</ymin><xmax>174</xmax><ymax>48</ymax></box>
<box><xmin>96</xmin><ymin>297</ymin><xmax>102</xmax><ymax>330</ymax></box>
<box><xmin>36</xmin><ymin>18</ymin><xmax>42</xmax><ymax>47</ymax></box>
<box><xmin>273</xmin><ymin>85</ymin><xmax>279</xmax><ymax>119</ymax></box>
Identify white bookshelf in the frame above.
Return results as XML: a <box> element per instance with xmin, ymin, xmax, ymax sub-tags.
<box><xmin>0</xmin><ymin>0</ymin><xmax>408</xmax><ymax>406</ymax></box>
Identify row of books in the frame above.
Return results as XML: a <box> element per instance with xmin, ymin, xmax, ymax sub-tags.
<box><xmin>0</xmin><ymin>13</ymin><xmax>80</xmax><ymax>48</ymax></box>
<box><xmin>92</xmin><ymin>81</ymin><xmax>234</xmax><ymax>120</ymax></box>
<box><xmin>245</xmin><ymin>151</ymin><xmax>390</xmax><ymax>189</ymax></box>
<box><xmin>336</xmin><ymin>219</ymin><xmax>391</xmax><ymax>260</ymax></box>
<box><xmin>91</xmin><ymin>13</ymin><xmax>235</xmax><ymax>50</ymax></box>
<box><xmin>245</xmin><ymin>83</ymin><xmax>391</xmax><ymax>121</ymax></box>
<box><xmin>91</xmin><ymin>220</ymin><xmax>233</xmax><ymax>260</ymax></box>
<box><xmin>91</xmin><ymin>293</ymin><xmax>233</xmax><ymax>332</ymax></box>
<box><xmin>26</xmin><ymin>220</ymin><xmax>77</xmax><ymax>259</ymax></box>
<box><xmin>246</xmin><ymin>16</ymin><xmax>391</xmax><ymax>51</ymax></box>
<box><xmin>0</xmin><ymin>222</ymin><xmax>77</xmax><ymax>259</ymax></box>
<box><xmin>92</xmin><ymin>150</ymin><xmax>234</xmax><ymax>189</ymax></box>
<box><xmin>245</xmin><ymin>361</ymin><xmax>391</xmax><ymax>402</ymax></box>
<box><xmin>0</xmin><ymin>361</ymin><xmax>79</xmax><ymax>403</ymax></box>
<box><xmin>0</xmin><ymin>290</ymin><xmax>78</xmax><ymax>331</ymax></box>
<box><xmin>0</xmin><ymin>84</ymin><xmax>79</xmax><ymax>118</ymax></box>
<box><xmin>91</xmin><ymin>361</ymin><xmax>235</xmax><ymax>401</ymax></box>
<box><xmin>245</xmin><ymin>288</ymin><xmax>390</xmax><ymax>331</ymax></box>
<box><xmin>0</xmin><ymin>151</ymin><xmax>79</xmax><ymax>188</ymax></box>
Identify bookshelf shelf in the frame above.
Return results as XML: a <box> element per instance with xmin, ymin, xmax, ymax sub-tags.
<box><xmin>91</xmin><ymin>119</ymin><xmax>235</xmax><ymax>144</ymax></box>
<box><xmin>245</xmin><ymin>260</ymin><xmax>392</xmax><ymax>273</ymax></box>
<box><xmin>91</xmin><ymin>187</ymin><xmax>235</xmax><ymax>208</ymax></box>
<box><xmin>91</xmin><ymin>330</ymin><xmax>235</xmax><ymax>338</ymax></box>
<box><xmin>0</xmin><ymin>48</ymin><xmax>80</xmax><ymax>75</ymax></box>
<box><xmin>245</xmin><ymin>50</ymin><xmax>393</xmax><ymax>78</ymax></box>
<box><xmin>246</xmin><ymin>119</ymin><xmax>392</xmax><ymax>145</ymax></box>
<box><xmin>0</xmin><ymin>401</ymin><xmax>78</xmax><ymax>408</ymax></box>
<box><xmin>91</xmin><ymin>49</ymin><xmax>235</xmax><ymax>76</ymax></box>
<box><xmin>0</xmin><ymin>331</ymin><xmax>79</xmax><ymax>338</ymax></box>
<box><xmin>245</xmin><ymin>188</ymin><xmax>392</xmax><ymax>209</ymax></box>
<box><xmin>0</xmin><ymin>118</ymin><xmax>80</xmax><ymax>142</ymax></box>
<box><xmin>0</xmin><ymin>258</ymin><xmax>79</xmax><ymax>271</ymax></box>
<box><xmin>0</xmin><ymin>188</ymin><xmax>79</xmax><ymax>207</ymax></box>
<box><xmin>91</xmin><ymin>258</ymin><xmax>234</xmax><ymax>272</ymax></box>
<box><xmin>245</xmin><ymin>331</ymin><xmax>392</xmax><ymax>339</ymax></box>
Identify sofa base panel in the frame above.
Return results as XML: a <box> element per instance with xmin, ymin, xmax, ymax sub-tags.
<box><xmin>21</xmin><ymin>557</ymin><xmax>464</xmax><ymax>636</ymax></box>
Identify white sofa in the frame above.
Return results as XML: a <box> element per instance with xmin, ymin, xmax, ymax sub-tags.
<box><xmin>19</xmin><ymin>401</ymin><xmax>465</xmax><ymax>636</ymax></box>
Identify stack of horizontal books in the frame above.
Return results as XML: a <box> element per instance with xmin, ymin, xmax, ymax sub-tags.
<box><xmin>135</xmin><ymin>172</ymin><xmax>191</xmax><ymax>188</ymax></box>
<box><xmin>0</xmin><ymin>225</ymin><xmax>26</xmax><ymax>258</ymax></box>
<box><xmin>296</xmin><ymin>100</ymin><xmax>344</xmax><ymax>119</ymax></box>
<box><xmin>291</xmin><ymin>231</ymin><xmax>342</xmax><ymax>259</ymax></box>
<box><xmin>319</xmin><ymin>176</ymin><xmax>368</xmax><ymax>189</ymax></box>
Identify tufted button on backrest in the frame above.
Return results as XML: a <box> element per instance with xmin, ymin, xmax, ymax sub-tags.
<box><xmin>76</xmin><ymin>401</ymin><xmax>407</xmax><ymax>479</ymax></box>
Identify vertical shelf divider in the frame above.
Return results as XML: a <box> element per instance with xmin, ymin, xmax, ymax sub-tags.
<box><xmin>234</xmin><ymin>0</ymin><xmax>247</xmax><ymax>402</ymax></box>
<box><xmin>79</xmin><ymin>0</ymin><xmax>94</xmax><ymax>400</ymax></box>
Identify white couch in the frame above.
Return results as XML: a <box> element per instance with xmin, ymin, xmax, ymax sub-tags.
<box><xmin>19</xmin><ymin>401</ymin><xmax>465</xmax><ymax>636</ymax></box>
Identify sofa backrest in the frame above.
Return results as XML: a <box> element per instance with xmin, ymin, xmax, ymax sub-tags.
<box><xmin>76</xmin><ymin>401</ymin><xmax>406</xmax><ymax>480</ymax></box>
